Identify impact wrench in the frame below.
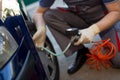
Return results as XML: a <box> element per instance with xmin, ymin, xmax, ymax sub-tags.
<box><xmin>40</xmin><ymin>28</ymin><xmax>81</xmax><ymax>56</ymax></box>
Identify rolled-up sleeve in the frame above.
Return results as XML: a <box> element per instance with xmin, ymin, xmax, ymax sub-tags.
<box><xmin>39</xmin><ymin>0</ymin><xmax>55</xmax><ymax>7</ymax></box>
<box><xmin>103</xmin><ymin>0</ymin><xmax>118</xmax><ymax>3</ymax></box>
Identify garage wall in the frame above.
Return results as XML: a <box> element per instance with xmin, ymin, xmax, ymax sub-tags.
<box><xmin>21</xmin><ymin>0</ymin><xmax>38</xmax><ymax>6</ymax></box>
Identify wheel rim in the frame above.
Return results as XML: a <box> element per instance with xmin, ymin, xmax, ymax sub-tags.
<box><xmin>37</xmin><ymin>41</ymin><xmax>59</xmax><ymax>80</ymax></box>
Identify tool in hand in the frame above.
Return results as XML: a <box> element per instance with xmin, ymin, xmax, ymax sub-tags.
<box><xmin>40</xmin><ymin>28</ymin><xmax>81</xmax><ymax>56</ymax></box>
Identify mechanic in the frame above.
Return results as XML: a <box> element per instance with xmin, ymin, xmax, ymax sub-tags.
<box><xmin>32</xmin><ymin>0</ymin><xmax>120</xmax><ymax>74</ymax></box>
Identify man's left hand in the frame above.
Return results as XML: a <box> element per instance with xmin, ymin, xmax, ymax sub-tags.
<box><xmin>74</xmin><ymin>24</ymin><xmax>100</xmax><ymax>45</ymax></box>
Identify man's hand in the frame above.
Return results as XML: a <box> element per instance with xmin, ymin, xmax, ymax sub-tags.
<box><xmin>32</xmin><ymin>29</ymin><xmax>46</xmax><ymax>49</ymax></box>
<box><xmin>74</xmin><ymin>24</ymin><xmax>100</xmax><ymax>45</ymax></box>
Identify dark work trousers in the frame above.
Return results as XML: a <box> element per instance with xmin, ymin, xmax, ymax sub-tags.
<box><xmin>44</xmin><ymin>9</ymin><xmax>89</xmax><ymax>57</ymax></box>
<box><xmin>43</xmin><ymin>9</ymin><xmax>120</xmax><ymax>68</ymax></box>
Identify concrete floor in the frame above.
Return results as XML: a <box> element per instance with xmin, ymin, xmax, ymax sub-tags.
<box><xmin>26</xmin><ymin>1</ymin><xmax>120</xmax><ymax>80</ymax></box>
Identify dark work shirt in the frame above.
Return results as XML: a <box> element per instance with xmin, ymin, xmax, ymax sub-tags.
<box><xmin>39</xmin><ymin>0</ymin><xmax>117</xmax><ymax>7</ymax></box>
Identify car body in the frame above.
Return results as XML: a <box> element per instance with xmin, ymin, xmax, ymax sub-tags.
<box><xmin>0</xmin><ymin>0</ymin><xmax>59</xmax><ymax>80</ymax></box>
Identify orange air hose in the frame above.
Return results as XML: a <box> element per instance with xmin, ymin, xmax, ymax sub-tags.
<box><xmin>86</xmin><ymin>38</ymin><xmax>117</xmax><ymax>70</ymax></box>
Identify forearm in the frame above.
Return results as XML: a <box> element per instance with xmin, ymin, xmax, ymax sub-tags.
<box><xmin>96</xmin><ymin>11</ymin><xmax>120</xmax><ymax>32</ymax></box>
<box><xmin>96</xmin><ymin>0</ymin><xmax>120</xmax><ymax>32</ymax></box>
<box><xmin>33</xmin><ymin>7</ymin><xmax>49</xmax><ymax>32</ymax></box>
<box><xmin>32</xmin><ymin>9</ymin><xmax>47</xmax><ymax>47</ymax></box>
<box><xmin>75</xmin><ymin>11</ymin><xmax>120</xmax><ymax>45</ymax></box>
<box><xmin>33</xmin><ymin>13</ymin><xmax>46</xmax><ymax>32</ymax></box>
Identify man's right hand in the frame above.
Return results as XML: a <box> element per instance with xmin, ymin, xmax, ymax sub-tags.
<box><xmin>32</xmin><ymin>29</ymin><xmax>46</xmax><ymax>49</ymax></box>
<box><xmin>32</xmin><ymin>6</ymin><xmax>48</xmax><ymax>49</ymax></box>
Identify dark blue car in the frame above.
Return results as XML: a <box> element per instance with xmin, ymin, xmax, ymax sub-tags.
<box><xmin>0</xmin><ymin>0</ymin><xmax>59</xmax><ymax>80</ymax></box>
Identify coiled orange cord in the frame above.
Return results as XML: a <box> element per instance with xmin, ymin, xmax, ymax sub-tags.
<box><xmin>86</xmin><ymin>38</ymin><xmax>117</xmax><ymax>70</ymax></box>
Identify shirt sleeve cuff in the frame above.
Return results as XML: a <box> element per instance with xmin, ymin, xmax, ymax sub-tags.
<box><xmin>103</xmin><ymin>0</ymin><xmax>118</xmax><ymax>4</ymax></box>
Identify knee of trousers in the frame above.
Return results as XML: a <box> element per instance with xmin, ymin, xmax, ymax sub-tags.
<box><xmin>44</xmin><ymin>10</ymin><xmax>58</xmax><ymax>24</ymax></box>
